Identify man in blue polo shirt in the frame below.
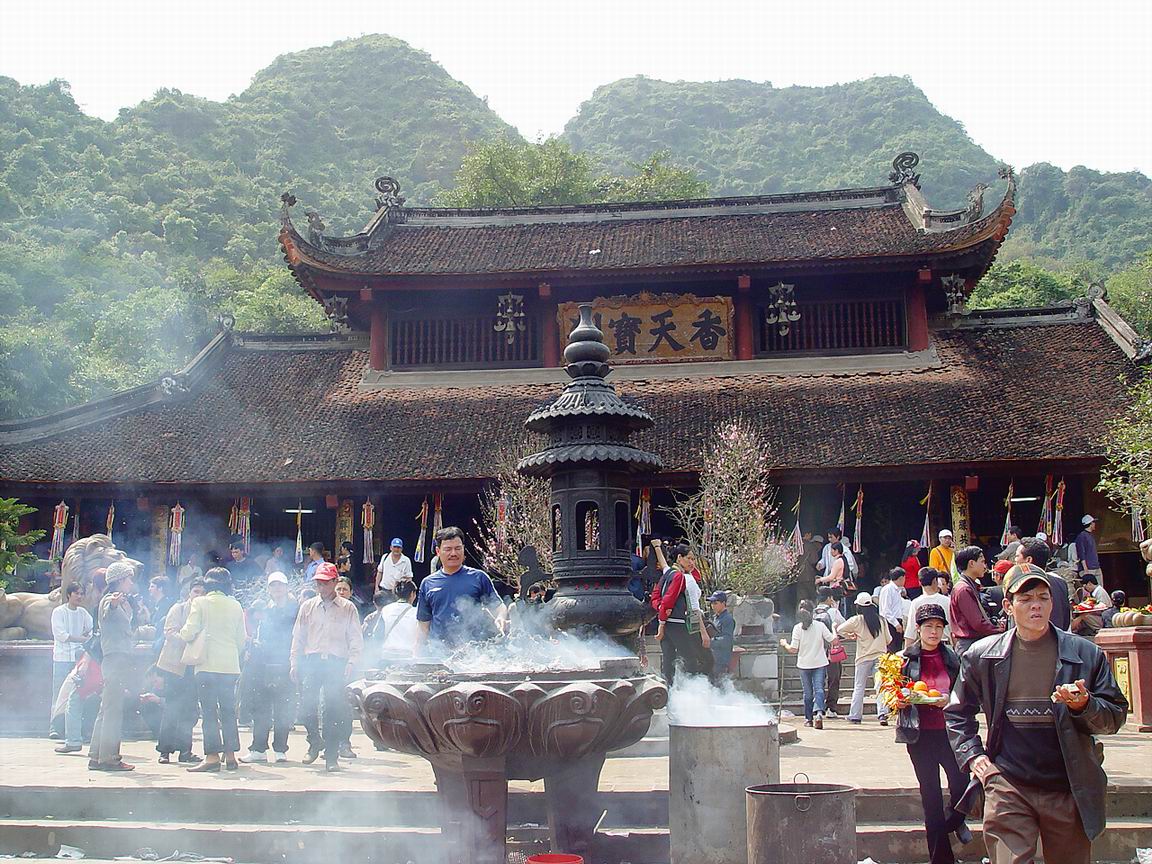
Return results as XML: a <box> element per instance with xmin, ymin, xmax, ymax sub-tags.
<box><xmin>415</xmin><ymin>526</ymin><xmax>508</xmax><ymax>653</ymax></box>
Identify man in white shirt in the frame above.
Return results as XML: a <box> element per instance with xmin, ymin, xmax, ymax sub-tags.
<box><xmin>878</xmin><ymin>567</ymin><xmax>907</xmax><ymax>652</ymax></box>
<box><xmin>904</xmin><ymin>567</ymin><xmax>951</xmax><ymax>646</ymax></box>
<box><xmin>375</xmin><ymin>537</ymin><xmax>413</xmax><ymax>603</ymax></box>
<box><xmin>380</xmin><ymin>582</ymin><xmax>420</xmax><ymax>657</ymax></box>
<box><xmin>50</xmin><ymin>583</ymin><xmax>92</xmax><ymax>745</ymax></box>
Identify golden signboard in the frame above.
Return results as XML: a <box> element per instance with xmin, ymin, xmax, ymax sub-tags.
<box><xmin>558</xmin><ymin>293</ymin><xmax>734</xmax><ymax>364</ymax></box>
<box><xmin>1114</xmin><ymin>656</ymin><xmax>1131</xmax><ymax>705</ymax></box>
<box><xmin>950</xmin><ymin>486</ymin><xmax>972</xmax><ymax>547</ymax></box>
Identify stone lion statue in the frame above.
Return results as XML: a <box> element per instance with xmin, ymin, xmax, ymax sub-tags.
<box><xmin>0</xmin><ymin>534</ymin><xmax>142</xmax><ymax>640</ymax></box>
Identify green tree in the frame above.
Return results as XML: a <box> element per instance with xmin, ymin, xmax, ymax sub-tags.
<box><xmin>1098</xmin><ymin>371</ymin><xmax>1152</xmax><ymax>535</ymax></box>
<box><xmin>968</xmin><ymin>259</ymin><xmax>1083</xmax><ymax>309</ymax></box>
<box><xmin>1106</xmin><ymin>252</ymin><xmax>1152</xmax><ymax>338</ymax></box>
<box><xmin>0</xmin><ymin>498</ymin><xmax>45</xmax><ymax>590</ymax></box>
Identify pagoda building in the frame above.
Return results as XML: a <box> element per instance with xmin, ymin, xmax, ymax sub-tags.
<box><xmin>1</xmin><ymin>154</ymin><xmax>1147</xmax><ymax>598</ymax></box>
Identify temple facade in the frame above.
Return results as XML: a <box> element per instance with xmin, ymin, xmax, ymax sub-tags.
<box><xmin>1</xmin><ymin>154</ymin><xmax>1147</xmax><ymax>598</ymax></box>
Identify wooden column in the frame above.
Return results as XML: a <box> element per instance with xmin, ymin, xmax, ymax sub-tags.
<box><xmin>539</xmin><ymin>282</ymin><xmax>561</xmax><ymax>367</ymax></box>
<box><xmin>369</xmin><ymin>301</ymin><xmax>388</xmax><ymax>371</ymax></box>
<box><xmin>734</xmin><ymin>274</ymin><xmax>756</xmax><ymax>361</ymax></box>
<box><xmin>906</xmin><ymin>282</ymin><xmax>930</xmax><ymax>352</ymax></box>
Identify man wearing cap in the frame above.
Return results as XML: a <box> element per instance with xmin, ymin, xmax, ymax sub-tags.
<box><xmin>375</xmin><ymin>537</ymin><xmax>413</xmax><ymax>605</ymax></box>
<box><xmin>949</xmin><ymin>546</ymin><xmax>1003</xmax><ymax>654</ymax></box>
<box><xmin>929</xmin><ymin>530</ymin><xmax>955</xmax><ymax>576</ymax></box>
<box><xmin>707</xmin><ymin>591</ymin><xmax>736</xmax><ymax>682</ymax></box>
<box><xmin>946</xmin><ymin>564</ymin><xmax>1128</xmax><ymax>864</ymax></box>
<box><xmin>1074</xmin><ymin>515</ymin><xmax>1103</xmax><ymax>587</ymax></box>
<box><xmin>290</xmin><ymin>561</ymin><xmax>363</xmax><ymax>771</ymax></box>
<box><xmin>242</xmin><ymin>571</ymin><xmax>298</xmax><ymax>763</ymax></box>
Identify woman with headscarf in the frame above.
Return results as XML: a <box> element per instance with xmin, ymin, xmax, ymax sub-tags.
<box><xmin>179</xmin><ymin>568</ymin><xmax>247</xmax><ymax>772</ymax></box>
<box><xmin>837</xmin><ymin>592</ymin><xmax>891</xmax><ymax>725</ymax></box>
<box><xmin>894</xmin><ymin>603</ymin><xmax>971</xmax><ymax>864</ymax></box>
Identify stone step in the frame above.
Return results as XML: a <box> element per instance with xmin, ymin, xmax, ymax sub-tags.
<box><xmin>5</xmin><ymin>816</ymin><xmax>1147</xmax><ymax>864</ymax></box>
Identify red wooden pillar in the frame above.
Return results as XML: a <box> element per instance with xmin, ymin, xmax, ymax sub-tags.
<box><xmin>539</xmin><ymin>282</ymin><xmax>561</xmax><ymax>367</ymax></box>
<box><xmin>368</xmin><ymin>297</ymin><xmax>388</xmax><ymax>371</ymax></box>
<box><xmin>734</xmin><ymin>274</ymin><xmax>755</xmax><ymax>360</ymax></box>
<box><xmin>906</xmin><ymin>282</ymin><xmax>929</xmax><ymax>352</ymax></box>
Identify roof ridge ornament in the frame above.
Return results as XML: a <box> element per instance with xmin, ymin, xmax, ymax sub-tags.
<box><xmin>374</xmin><ymin>176</ymin><xmax>407</xmax><ymax>223</ymax></box>
<box><xmin>889</xmin><ymin>152</ymin><xmax>921</xmax><ymax>189</ymax></box>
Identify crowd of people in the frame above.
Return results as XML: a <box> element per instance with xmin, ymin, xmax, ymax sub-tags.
<box><xmin>47</xmin><ymin>527</ymin><xmax>529</xmax><ymax>774</ymax></box>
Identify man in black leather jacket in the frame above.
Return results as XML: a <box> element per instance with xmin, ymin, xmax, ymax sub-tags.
<box><xmin>945</xmin><ymin>564</ymin><xmax>1128</xmax><ymax>864</ymax></box>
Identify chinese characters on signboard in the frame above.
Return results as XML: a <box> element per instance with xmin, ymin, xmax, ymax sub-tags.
<box><xmin>950</xmin><ymin>486</ymin><xmax>972</xmax><ymax>547</ymax></box>
<box><xmin>558</xmin><ymin>294</ymin><xmax>734</xmax><ymax>364</ymax></box>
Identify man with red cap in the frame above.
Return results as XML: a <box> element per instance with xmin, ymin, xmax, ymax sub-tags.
<box><xmin>290</xmin><ymin>561</ymin><xmax>363</xmax><ymax>772</ymax></box>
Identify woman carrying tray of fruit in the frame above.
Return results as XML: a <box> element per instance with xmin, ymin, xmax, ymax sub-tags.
<box><xmin>882</xmin><ymin>603</ymin><xmax>972</xmax><ymax>864</ymax></box>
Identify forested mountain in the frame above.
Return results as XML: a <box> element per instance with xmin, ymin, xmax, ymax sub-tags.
<box><xmin>1</xmin><ymin>35</ymin><xmax>1149</xmax><ymax>421</ymax></box>
<box><xmin>563</xmin><ymin>75</ymin><xmax>1152</xmax><ymax>270</ymax></box>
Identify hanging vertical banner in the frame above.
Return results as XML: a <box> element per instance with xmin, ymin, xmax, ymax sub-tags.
<box><xmin>106</xmin><ymin>502</ymin><xmax>116</xmax><ymax>542</ymax></box>
<box><xmin>71</xmin><ymin>501</ymin><xmax>81</xmax><ymax>546</ymax></box>
<box><xmin>950</xmin><ymin>485</ymin><xmax>972</xmax><ymax>547</ymax></box>
<box><xmin>361</xmin><ymin>500</ymin><xmax>376</xmax><ymax>564</ymax></box>
<box><xmin>634</xmin><ymin>488</ymin><xmax>652</xmax><ymax>555</ymax></box>
<box><xmin>51</xmin><ymin>501</ymin><xmax>69</xmax><ymax>560</ymax></box>
<box><xmin>413</xmin><ymin>497</ymin><xmax>429</xmax><ymax>564</ymax></box>
<box><xmin>168</xmin><ymin>503</ymin><xmax>185</xmax><ymax>566</ymax></box>
<box><xmin>294</xmin><ymin>503</ymin><xmax>304</xmax><ymax>565</ymax></box>
<box><xmin>851</xmin><ymin>486</ymin><xmax>864</xmax><ymax>554</ymax></box>
<box><xmin>432</xmin><ymin>493</ymin><xmax>444</xmax><ymax>536</ymax></box>
<box><xmin>335</xmin><ymin>500</ymin><xmax>354</xmax><ymax>556</ymax></box>
<box><xmin>789</xmin><ymin>487</ymin><xmax>805</xmax><ymax>556</ymax></box>
<box><xmin>919</xmin><ymin>483</ymin><xmax>933</xmax><ymax>549</ymax></box>
<box><xmin>1000</xmin><ymin>479</ymin><xmax>1015</xmax><ymax>546</ymax></box>
<box><xmin>1037</xmin><ymin>475</ymin><xmax>1054</xmax><ymax>538</ymax></box>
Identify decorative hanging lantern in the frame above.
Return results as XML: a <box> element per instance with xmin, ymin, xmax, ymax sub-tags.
<box><xmin>1038</xmin><ymin>475</ymin><xmax>1054</xmax><ymax>537</ymax></box>
<box><xmin>106</xmin><ymin>502</ymin><xmax>116</xmax><ymax>542</ymax></box>
<box><xmin>836</xmin><ymin>484</ymin><xmax>846</xmax><ymax>534</ymax></box>
<box><xmin>51</xmin><ymin>501</ymin><xmax>69</xmax><ymax>560</ymax></box>
<box><xmin>362</xmin><ymin>500</ymin><xmax>376</xmax><ymax>564</ymax></box>
<box><xmin>634</xmin><ymin>488</ymin><xmax>652</xmax><ymax>555</ymax></box>
<box><xmin>764</xmin><ymin>282</ymin><xmax>801</xmax><ymax>336</ymax></box>
<box><xmin>493</xmin><ymin>293</ymin><xmax>527</xmax><ymax>344</ymax></box>
<box><xmin>236</xmin><ymin>497</ymin><xmax>252</xmax><ymax>554</ymax></box>
<box><xmin>168</xmin><ymin>503</ymin><xmax>185</xmax><ymax>566</ymax></box>
<box><xmin>432</xmin><ymin>493</ymin><xmax>444</xmax><ymax>537</ymax></box>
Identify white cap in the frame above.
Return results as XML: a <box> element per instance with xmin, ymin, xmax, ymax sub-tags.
<box><xmin>1036</xmin><ymin>531</ymin><xmax>1049</xmax><ymax>542</ymax></box>
<box><xmin>266</xmin><ymin>571</ymin><xmax>288</xmax><ymax>585</ymax></box>
<box><xmin>938</xmin><ymin>529</ymin><xmax>953</xmax><ymax>539</ymax></box>
<box><xmin>854</xmin><ymin>591</ymin><xmax>874</xmax><ymax>607</ymax></box>
<box><xmin>1082</xmin><ymin>514</ymin><xmax>1096</xmax><ymax>526</ymax></box>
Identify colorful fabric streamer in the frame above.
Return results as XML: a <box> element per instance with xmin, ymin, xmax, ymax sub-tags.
<box><xmin>1000</xmin><ymin>479</ymin><xmax>1015</xmax><ymax>547</ymax></box>
<box><xmin>50</xmin><ymin>501</ymin><xmax>69</xmax><ymax>560</ymax></box>
<box><xmin>1132</xmin><ymin>503</ymin><xmax>1148</xmax><ymax>545</ymax></box>
<box><xmin>294</xmin><ymin>503</ymin><xmax>304</xmax><ymax>565</ymax></box>
<box><xmin>495</xmin><ymin>495</ymin><xmax>509</xmax><ymax>554</ymax></box>
<box><xmin>918</xmin><ymin>483</ymin><xmax>933</xmax><ymax>549</ymax></box>
<box><xmin>634</xmin><ymin>488</ymin><xmax>652</xmax><ymax>555</ymax></box>
<box><xmin>106</xmin><ymin>502</ymin><xmax>115</xmax><ymax>542</ymax></box>
<box><xmin>851</xmin><ymin>485</ymin><xmax>864</xmax><ymax>554</ymax></box>
<box><xmin>168</xmin><ymin>503</ymin><xmax>185</xmax><ymax>566</ymax></box>
<box><xmin>413</xmin><ymin>497</ymin><xmax>429</xmax><ymax>564</ymax></box>
<box><xmin>789</xmin><ymin>487</ymin><xmax>804</xmax><ymax>556</ymax></box>
<box><xmin>1051</xmin><ymin>478</ymin><xmax>1066</xmax><ymax>547</ymax></box>
<box><xmin>362</xmin><ymin>500</ymin><xmax>376</xmax><ymax>564</ymax></box>
<box><xmin>1038</xmin><ymin>475</ymin><xmax>1054</xmax><ymax>538</ymax></box>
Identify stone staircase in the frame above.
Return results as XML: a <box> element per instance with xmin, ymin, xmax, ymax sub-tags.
<box><xmin>2</xmin><ymin>778</ymin><xmax>1148</xmax><ymax>863</ymax></box>
<box><xmin>778</xmin><ymin>636</ymin><xmax>859</xmax><ymax>716</ymax></box>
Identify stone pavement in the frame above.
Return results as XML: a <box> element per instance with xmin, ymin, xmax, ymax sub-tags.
<box><xmin>3</xmin><ymin>716</ymin><xmax>1150</xmax><ymax>793</ymax></box>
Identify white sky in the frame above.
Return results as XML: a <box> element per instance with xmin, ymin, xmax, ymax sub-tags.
<box><xmin>1</xmin><ymin>0</ymin><xmax>1149</xmax><ymax>176</ymax></box>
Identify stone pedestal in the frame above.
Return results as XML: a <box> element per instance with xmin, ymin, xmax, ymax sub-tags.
<box><xmin>1096</xmin><ymin>627</ymin><xmax>1152</xmax><ymax>732</ymax></box>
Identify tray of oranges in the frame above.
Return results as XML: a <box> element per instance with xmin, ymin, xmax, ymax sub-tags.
<box><xmin>876</xmin><ymin>653</ymin><xmax>946</xmax><ymax>709</ymax></box>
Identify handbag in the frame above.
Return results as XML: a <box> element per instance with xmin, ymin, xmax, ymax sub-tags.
<box><xmin>179</xmin><ymin>629</ymin><xmax>208</xmax><ymax>667</ymax></box>
<box><xmin>829</xmin><ymin>639</ymin><xmax>848</xmax><ymax>664</ymax></box>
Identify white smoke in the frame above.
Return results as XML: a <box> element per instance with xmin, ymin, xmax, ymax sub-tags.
<box><xmin>667</xmin><ymin>673</ymin><xmax>776</xmax><ymax>727</ymax></box>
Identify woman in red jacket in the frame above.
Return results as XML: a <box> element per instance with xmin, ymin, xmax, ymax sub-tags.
<box><xmin>901</xmin><ymin>540</ymin><xmax>922</xmax><ymax>586</ymax></box>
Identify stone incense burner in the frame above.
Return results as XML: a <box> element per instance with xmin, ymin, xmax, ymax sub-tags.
<box><xmin>351</xmin><ymin>306</ymin><xmax>667</xmax><ymax>864</ymax></box>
